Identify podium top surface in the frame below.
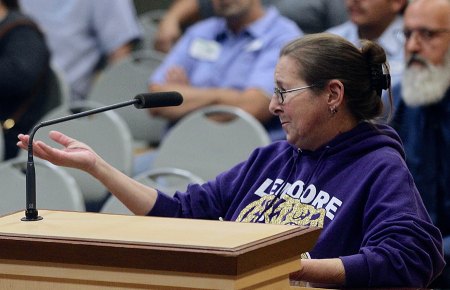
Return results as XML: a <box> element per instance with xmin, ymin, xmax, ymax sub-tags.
<box><xmin>0</xmin><ymin>210</ymin><xmax>309</xmax><ymax>249</ymax></box>
<box><xmin>0</xmin><ymin>210</ymin><xmax>321</xmax><ymax>275</ymax></box>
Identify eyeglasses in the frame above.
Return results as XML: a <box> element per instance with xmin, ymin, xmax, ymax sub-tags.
<box><xmin>403</xmin><ymin>27</ymin><xmax>450</xmax><ymax>42</ymax></box>
<box><xmin>273</xmin><ymin>84</ymin><xmax>316</xmax><ymax>104</ymax></box>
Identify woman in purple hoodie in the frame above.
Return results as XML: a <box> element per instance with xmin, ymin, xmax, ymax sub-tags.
<box><xmin>17</xmin><ymin>33</ymin><xmax>445</xmax><ymax>287</ymax></box>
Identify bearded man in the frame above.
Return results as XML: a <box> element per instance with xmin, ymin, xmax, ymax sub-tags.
<box><xmin>391</xmin><ymin>0</ymin><xmax>450</xmax><ymax>287</ymax></box>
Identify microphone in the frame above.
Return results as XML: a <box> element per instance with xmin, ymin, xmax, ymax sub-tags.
<box><xmin>134</xmin><ymin>92</ymin><xmax>183</xmax><ymax>108</ymax></box>
<box><xmin>21</xmin><ymin>92</ymin><xmax>183</xmax><ymax>221</ymax></box>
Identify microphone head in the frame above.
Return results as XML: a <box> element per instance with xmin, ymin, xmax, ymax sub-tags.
<box><xmin>134</xmin><ymin>92</ymin><xmax>183</xmax><ymax>109</ymax></box>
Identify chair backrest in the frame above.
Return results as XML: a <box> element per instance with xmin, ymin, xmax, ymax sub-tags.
<box><xmin>89</xmin><ymin>49</ymin><xmax>168</xmax><ymax>146</ymax></box>
<box><xmin>100</xmin><ymin>167</ymin><xmax>204</xmax><ymax>215</ymax></box>
<box><xmin>138</xmin><ymin>9</ymin><xmax>166</xmax><ymax>51</ymax></box>
<box><xmin>1</xmin><ymin>65</ymin><xmax>68</xmax><ymax>162</ymax></box>
<box><xmin>0</xmin><ymin>128</ymin><xmax>4</xmax><ymax>162</ymax></box>
<box><xmin>153</xmin><ymin>105</ymin><xmax>271</xmax><ymax>181</ymax></box>
<box><xmin>0</xmin><ymin>158</ymin><xmax>85</xmax><ymax>216</ymax></box>
<box><xmin>34</xmin><ymin>65</ymin><xmax>70</xmax><ymax>122</ymax></box>
<box><xmin>44</xmin><ymin>64</ymin><xmax>70</xmax><ymax>108</ymax></box>
<box><xmin>25</xmin><ymin>101</ymin><xmax>134</xmax><ymax>206</ymax></box>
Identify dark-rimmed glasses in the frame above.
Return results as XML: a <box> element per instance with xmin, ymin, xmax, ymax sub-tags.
<box><xmin>273</xmin><ymin>84</ymin><xmax>316</xmax><ymax>104</ymax></box>
<box><xmin>403</xmin><ymin>27</ymin><xmax>450</xmax><ymax>42</ymax></box>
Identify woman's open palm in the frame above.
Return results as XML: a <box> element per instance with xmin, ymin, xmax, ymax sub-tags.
<box><xmin>17</xmin><ymin>131</ymin><xmax>100</xmax><ymax>174</ymax></box>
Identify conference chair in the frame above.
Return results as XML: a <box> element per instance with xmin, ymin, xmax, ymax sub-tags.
<box><xmin>100</xmin><ymin>167</ymin><xmax>204</xmax><ymax>215</ymax></box>
<box><xmin>152</xmin><ymin>105</ymin><xmax>272</xmax><ymax>182</ymax></box>
<box><xmin>30</xmin><ymin>65</ymin><xmax>69</xmax><ymax>121</ymax></box>
<box><xmin>0</xmin><ymin>129</ymin><xmax>4</xmax><ymax>162</ymax></box>
<box><xmin>88</xmin><ymin>49</ymin><xmax>168</xmax><ymax>147</ymax></box>
<box><xmin>138</xmin><ymin>9</ymin><xmax>166</xmax><ymax>51</ymax></box>
<box><xmin>22</xmin><ymin>101</ymin><xmax>134</xmax><ymax>210</ymax></box>
<box><xmin>0</xmin><ymin>158</ymin><xmax>85</xmax><ymax>216</ymax></box>
<box><xmin>33</xmin><ymin>65</ymin><xmax>70</xmax><ymax>126</ymax></box>
<box><xmin>44</xmin><ymin>65</ymin><xmax>70</xmax><ymax>109</ymax></box>
<box><xmin>0</xmin><ymin>65</ymin><xmax>67</xmax><ymax>163</ymax></box>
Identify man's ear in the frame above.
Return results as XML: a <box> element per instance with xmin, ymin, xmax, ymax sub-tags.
<box><xmin>326</xmin><ymin>79</ymin><xmax>345</xmax><ymax>108</ymax></box>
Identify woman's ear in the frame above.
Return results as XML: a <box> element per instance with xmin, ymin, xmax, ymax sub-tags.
<box><xmin>326</xmin><ymin>79</ymin><xmax>345</xmax><ymax>108</ymax></box>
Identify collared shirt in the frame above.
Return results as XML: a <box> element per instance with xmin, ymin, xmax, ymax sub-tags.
<box><xmin>327</xmin><ymin>17</ymin><xmax>405</xmax><ymax>102</ymax></box>
<box><xmin>19</xmin><ymin>0</ymin><xmax>142</xmax><ymax>102</ymax></box>
<box><xmin>150</xmin><ymin>7</ymin><xmax>302</xmax><ymax>140</ymax></box>
<box><xmin>150</xmin><ymin>7</ymin><xmax>302</xmax><ymax>97</ymax></box>
<box><xmin>198</xmin><ymin>0</ymin><xmax>348</xmax><ymax>34</ymax></box>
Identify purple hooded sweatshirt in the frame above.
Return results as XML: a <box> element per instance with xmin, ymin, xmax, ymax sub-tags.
<box><xmin>149</xmin><ymin>121</ymin><xmax>445</xmax><ymax>287</ymax></box>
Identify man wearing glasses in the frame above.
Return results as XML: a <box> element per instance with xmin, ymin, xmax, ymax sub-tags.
<box><xmin>391</xmin><ymin>0</ymin><xmax>450</xmax><ymax>287</ymax></box>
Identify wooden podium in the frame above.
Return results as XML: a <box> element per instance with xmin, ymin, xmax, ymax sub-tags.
<box><xmin>0</xmin><ymin>210</ymin><xmax>320</xmax><ymax>289</ymax></box>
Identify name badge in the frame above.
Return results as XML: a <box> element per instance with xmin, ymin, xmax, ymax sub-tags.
<box><xmin>189</xmin><ymin>38</ymin><xmax>221</xmax><ymax>61</ymax></box>
<box><xmin>245</xmin><ymin>39</ymin><xmax>263</xmax><ymax>52</ymax></box>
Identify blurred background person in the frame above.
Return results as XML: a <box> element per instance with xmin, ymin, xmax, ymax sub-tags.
<box><xmin>131</xmin><ymin>0</ymin><xmax>301</xmax><ymax>174</ymax></box>
<box><xmin>327</xmin><ymin>0</ymin><xmax>407</xmax><ymax>105</ymax></box>
<box><xmin>200</xmin><ymin>0</ymin><xmax>348</xmax><ymax>34</ymax></box>
<box><xmin>0</xmin><ymin>0</ymin><xmax>53</xmax><ymax>160</ymax></box>
<box><xmin>391</xmin><ymin>0</ymin><xmax>450</xmax><ymax>286</ymax></box>
<box><xmin>19</xmin><ymin>0</ymin><xmax>142</xmax><ymax>103</ymax></box>
<box><xmin>154</xmin><ymin>0</ymin><xmax>347</xmax><ymax>53</ymax></box>
<box><xmin>148</xmin><ymin>0</ymin><xmax>302</xmax><ymax>141</ymax></box>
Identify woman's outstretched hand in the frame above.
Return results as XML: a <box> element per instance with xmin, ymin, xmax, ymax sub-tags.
<box><xmin>18</xmin><ymin>130</ymin><xmax>158</xmax><ymax>216</ymax></box>
<box><xmin>17</xmin><ymin>130</ymin><xmax>100</xmax><ymax>174</ymax></box>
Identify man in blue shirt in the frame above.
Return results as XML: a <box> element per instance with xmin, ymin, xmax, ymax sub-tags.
<box><xmin>153</xmin><ymin>0</ymin><xmax>347</xmax><ymax>53</ymax></box>
<box><xmin>148</xmin><ymin>0</ymin><xmax>302</xmax><ymax>141</ymax></box>
<box><xmin>19</xmin><ymin>0</ymin><xmax>142</xmax><ymax>102</ymax></box>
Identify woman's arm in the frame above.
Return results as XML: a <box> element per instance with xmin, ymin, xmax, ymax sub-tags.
<box><xmin>17</xmin><ymin>131</ymin><xmax>158</xmax><ymax>215</ymax></box>
<box><xmin>290</xmin><ymin>258</ymin><xmax>346</xmax><ymax>286</ymax></box>
<box><xmin>154</xmin><ymin>0</ymin><xmax>200</xmax><ymax>53</ymax></box>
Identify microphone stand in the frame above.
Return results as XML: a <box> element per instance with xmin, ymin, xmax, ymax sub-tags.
<box><xmin>21</xmin><ymin>99</ymin><xmax>139</xmax><ymax>221</ymax></box>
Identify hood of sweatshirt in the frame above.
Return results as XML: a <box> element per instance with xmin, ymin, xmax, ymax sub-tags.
<box><xmin>227</xmin><ymin>121</ymin><xmax>406</xmax><ymax>223</ymax></box>
<box><xmin>288</xmin><ymin>121</ymin><xmax>405</xmax><ymax>166</ymax></box>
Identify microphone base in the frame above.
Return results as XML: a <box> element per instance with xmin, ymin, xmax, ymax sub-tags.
<box><xmin>21</xmin><ymin>209</ymin><xmax>43</xmax><ymax>222</ymax></box>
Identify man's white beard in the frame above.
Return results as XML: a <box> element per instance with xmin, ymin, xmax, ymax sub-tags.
<box><xmin>402</xmin><ymin>51</ymin><xmax>450</xmax><ymax>107</ymax></box>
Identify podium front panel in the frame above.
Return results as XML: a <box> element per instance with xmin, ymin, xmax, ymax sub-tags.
<box><xmin>0</xmin><ymin>210</ymin><xmax>321</xmax><ymax>289</ymax></box>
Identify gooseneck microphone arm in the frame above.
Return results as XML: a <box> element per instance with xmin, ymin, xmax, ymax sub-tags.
<box><xmin>21</xmin><ymin>92</ymin><xmax>183</xmax><ymax>221</ymax></box>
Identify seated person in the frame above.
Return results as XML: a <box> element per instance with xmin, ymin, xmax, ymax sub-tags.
<box><xmin>390</xmin><ymin>0</ymin><xmax>450</xmax><ymax>286</ymax></box>
<box><xmin>0</xmin><ymin>0</ymin><xmax>54</xmax><ymax>160</ymax></box>
<box><xmin>148</xmin><ymin>0</ymin><xmax>302</xmax><ymax>142</ymax></box>
<box><xmin>19</xmin><ymin>0</ymin><xmax>142</xmax><ymax>102</ymax></box>
<box><xmin>154</xmin><ymin>0</ymin><xmax>347</xmax><ymax>53</ymax></box>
